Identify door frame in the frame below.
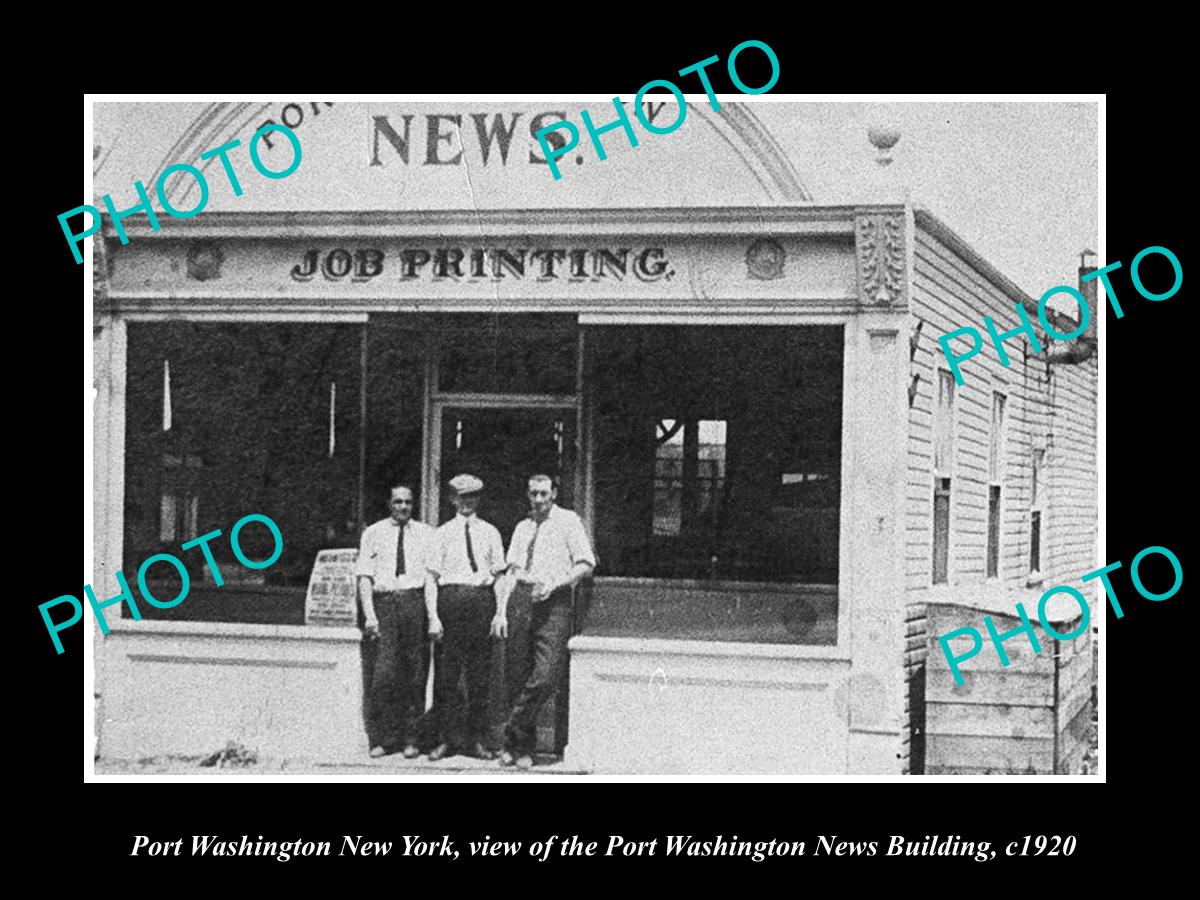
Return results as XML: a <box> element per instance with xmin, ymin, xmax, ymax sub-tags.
<box><xmin>421</xmin><ymin>332</ymin><xmax>589</xmax><ymax>529</ymax></box>
<box><xmin>425</xmin><ymin>396</ymin><xmax>583</xmax><ymax>522</ymax></box>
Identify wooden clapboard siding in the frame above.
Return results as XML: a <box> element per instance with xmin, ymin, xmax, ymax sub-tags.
<box><xmin>910</xmin><ymin>227</ymin><xmax>1048</xmax><ymax>592</ymax></box>
<box><xmin>1045</xmin><ymin>359</ymin><xmax>1098</xmax><ymax>585</ymax></box>
<box><xmin>907</xmin><ymin>224</ymin><xmax>1046</xmax><ymax>773</ymax></box>
<box><xmin>906</xmin><ymin>217</ymin><xmax>1097</xmax><ymax>774</ymax></box>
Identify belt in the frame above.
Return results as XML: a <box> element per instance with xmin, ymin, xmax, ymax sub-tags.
<box><xmin>513</xmin><ymin>583</ymin><xmax>573</xmax><ymax>604</ymax></box>
<box><xmin>439</xmin><ymin>583</ymin><xmax>491</xmax><ymax>596</ymax></box>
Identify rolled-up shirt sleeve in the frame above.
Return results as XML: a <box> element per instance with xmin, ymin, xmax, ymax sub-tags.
<box><xmin>487</xmin><ymin>525</ymin><xmax>507</xmax><ymax>575</ymax></box>
<box><xmin>355</xmin><ymin>527</ymin><xmax>377</xmax><ymax>581</ymax></box>
<box><xmin>507</xmin><ymin>520</ymin><xmax>530</xmax><ymax>570</ymax></box>
<box><xmin>425</xmin><ymin>528</ymin><xmax>445</xmax><ymax>581</ymax></box>
<box><xmin>565</xmin><ymin>513</ymin><xmax>596</xmax><ymax>569</ymax></box>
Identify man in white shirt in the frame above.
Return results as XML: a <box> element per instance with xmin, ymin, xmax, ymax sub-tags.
<box><xmin>356</xmin><ymin>483</ymin><xmax>439</xmax><ymax>759</ymax></box>
<box><xmin>426</xmin><ymin>474</ymin><xmax>507</xmax><ymax>761</ymax></box>
<box><xmin>499</xmin><ymin>474</ymin><xmax>595</xmax><ymax>769</ymax></box>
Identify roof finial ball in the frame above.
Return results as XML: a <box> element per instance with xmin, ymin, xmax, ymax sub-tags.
<box><xmin>868</xmin><ymin>126</ymin><xmax>902</xmax><ymax>167</ymax></box>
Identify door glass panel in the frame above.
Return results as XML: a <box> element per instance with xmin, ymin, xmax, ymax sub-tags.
<box><xmin>437</xmin><ymin>407</ymin><xmax>576</xmax><ymax>538</ymax></box>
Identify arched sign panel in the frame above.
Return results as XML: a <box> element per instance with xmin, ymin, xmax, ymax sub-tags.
<box><xmin>95</xmin><ymin>101</ymin><xmax>809</xmax><ymax>214</ymax></box>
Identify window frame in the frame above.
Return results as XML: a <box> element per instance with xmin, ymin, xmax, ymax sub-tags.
<box><xmin>986</xmin><ymin>390</ymin><xmax>1007</xmax><ymax>580</ymax></box>
<box><xmin>1028</xmin><ymin>443</ymin><xmax>1048</xmax><ymax>584</ymax></box>
<box><xmin>932</xmin><ymin>367</ymin><xmax>956</xmax><ymax>585</ymax></box>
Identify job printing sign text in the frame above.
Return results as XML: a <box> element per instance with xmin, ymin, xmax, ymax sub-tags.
<box><xmin>291</xmin><ymin>246</ymin><xmax>675</xmax><ymax>283</ymax></box>
<box><xmin>113</xmin><ymin>236</ymin><xmax>853</xmax><ymax>304</ymax></box>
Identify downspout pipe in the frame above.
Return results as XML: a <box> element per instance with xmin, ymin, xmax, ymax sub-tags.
<box><xmin>1045</xmin><ymin>250</ymin><xmax>1097</xmax><ymax>365</ymax></box>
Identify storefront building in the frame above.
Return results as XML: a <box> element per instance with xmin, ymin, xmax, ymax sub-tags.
<box><xmin>92</xmin><ymin>102</ymin><xmax>1097</xmax><ymax>774</ymax></box>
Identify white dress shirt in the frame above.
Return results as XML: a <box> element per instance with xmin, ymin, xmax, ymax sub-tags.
<box><xmin>506</xmin><ymin>504</ymin><xmax>596</xmax><ymax>586</ymax></box>
<box><xmin>355</xmin><ymin>517</ymin><xmax>435</xmax><ymax>593</ymax></box>
<box><xmin>429</xmin><ymin>513</ymin><xmax>506</xmax><ymax>586</ymax></box>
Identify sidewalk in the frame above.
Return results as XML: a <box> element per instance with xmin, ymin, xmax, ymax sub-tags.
<box><xmin>95</xmin><ymin>749</ymin><xmax>591</xmax><ymax>777</ymax></box>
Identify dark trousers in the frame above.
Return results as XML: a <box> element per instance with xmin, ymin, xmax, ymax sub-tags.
<box><xmin>433</xmin><ymin>584</ymin><xmax>493</xmax><ymax>747</ymax></box>
<box><xmin>503</xmin><ymin>585</ymin><xmax>573</xmax><ymax>756</ymax></box>
<box><xmin>366</xmin><ymin>589</ymin><xmax>428</xmax><ymax>750</ymax></box>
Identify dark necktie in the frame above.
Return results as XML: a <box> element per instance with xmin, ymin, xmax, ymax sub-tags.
<box><xmin>395</xmin><ymin>524</ymin><xmax>406</xmax><ymax>576</ymax></box>
<box><xmin>465</xmin><ymin>519</ymin><xmax>478</xmax><ymax>573</ymax></box>
<box><xmin>525</xmin><ymin>519</ymin><xmax>543</xmax><ymax>571</ymax></box>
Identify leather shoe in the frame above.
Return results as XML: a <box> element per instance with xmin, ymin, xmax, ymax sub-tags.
<box><xmin>497</xmin><ymin>749</ymin><xmax>516</xmax><ymax>767</ymax></box>
<box><xmin>470</xmin><ymin>742</ymin><xmax>495</xmax><ymax>760</ymax></box>
<box><xmin>402</xmin><ymin>744</ymin><xmax>420</xmax><ymax>759</ymax></box>
<box><xmin>369</xmin><ymin>745</ymin><xmax>387</xmax><ymax>759</ymax></box>
<box><xmin>427</xmin><ymin>743</ymin><xmax>450</xmax><ymax>762</ymax></box>
<box><xmin>515</xmin><ymin>754</ymin><xmax>534</xmax><ymax>770</ymax></box>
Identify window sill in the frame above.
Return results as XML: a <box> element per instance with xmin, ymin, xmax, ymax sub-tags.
<box><xmin>594</xmin><ymin>576</ymin><xmax>836</xmax><ymax>595</ymax></box>
<box><xmin>141</xmin><ymin>581</ymin><xmax>307</xmax><ymax>594</ymax></box>
<box><xmin>106</xmin><ymin>617</ymin><xmax>361</xmax><ymax>642</ymax></box>
<box><xmin>569</xmin><ymin>634</ymin><xmax>850</xmax><ymax>661</ymax></box>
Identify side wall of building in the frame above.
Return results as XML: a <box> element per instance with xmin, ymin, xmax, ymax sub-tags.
<box><xmin>1043</xmin><ymin>360</ymin><xmax>1098</xmax><ymax>584</ymax></box>
<box><xmin>903</xmin><ymin>221</ymin><xmax>1097</xmax><ymax>773</ymax></box>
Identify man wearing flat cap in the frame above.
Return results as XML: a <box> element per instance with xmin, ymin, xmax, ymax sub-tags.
<box><xmin>426</xmin><ymin>473</ymin><xmax>507</xmax><ymax>760</ymax></box>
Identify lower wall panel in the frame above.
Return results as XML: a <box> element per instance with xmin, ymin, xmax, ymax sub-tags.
<box><xmin>101</xmin><ymin>624</ymin><xmax>365</xmax><ymax>762</ymax></box>
<box><xmin>103</xmin><ymin>628</ymin><xmax>862</xmax><ymax>774</ymax></box>
<box><xmin>567</xmin><ymin>637</ymin><xmax>852</xmax><ymax>775</ymax></box>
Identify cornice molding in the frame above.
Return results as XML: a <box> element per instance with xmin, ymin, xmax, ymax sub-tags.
<box><xmin>106</xmin><ymin>204</ymin><xmax>905</xmax><ymax>240</ymax></box>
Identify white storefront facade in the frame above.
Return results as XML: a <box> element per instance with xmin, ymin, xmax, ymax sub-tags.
<box><xmin>91</xmin><ymin>100</ymin><xmax>1095</xmax><ymax>775</ymax></box>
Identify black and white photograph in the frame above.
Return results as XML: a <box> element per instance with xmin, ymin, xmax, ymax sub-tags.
<box><xmin>83</xmin><ymin>95</ymin><xmax>1101</xmax><ymax>779</ymax></box>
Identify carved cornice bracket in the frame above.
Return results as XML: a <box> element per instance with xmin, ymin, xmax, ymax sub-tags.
<box><xmin>854</xmin><ymin>212</ymin><xmax>907</xmax><ymax>308</ymax></box>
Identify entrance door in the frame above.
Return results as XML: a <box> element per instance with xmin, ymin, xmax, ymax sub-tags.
<box><xmin>431</xmin><ymin>403</ymin><xmax>578</xmax><ymax>754</ymax></box>
<box><xmin>434</xmin><ymin>406</ymin><xmax>576</xmax><ymax>536</ymax></box>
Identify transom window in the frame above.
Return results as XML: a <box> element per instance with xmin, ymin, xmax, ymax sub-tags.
<box><xmin>435</xmin><ymin>314</ymin><xmax>576</xmax><ymax>395</ymax></box>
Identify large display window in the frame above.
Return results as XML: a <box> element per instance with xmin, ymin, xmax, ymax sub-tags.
<box><xmin>585</xmin><ymin>325</ymin><xmax>843</xmax><ymax>645</ymax></box>
<box><xmin>122</xmin><ymin>317</ymin><xmax>842</xmax><ymax>644</ymax></box>
<box><xmin>124</xmin><ymin>322</ymin><xmax>364</xmax><ymax>623</ymax></box>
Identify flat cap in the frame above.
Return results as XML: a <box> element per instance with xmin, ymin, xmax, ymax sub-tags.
<box><xmin>448</xmin><ymin>473</ymin><xmax>484</xmax><ymax>495</ymax></box>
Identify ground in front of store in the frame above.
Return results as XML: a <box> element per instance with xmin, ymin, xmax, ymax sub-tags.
<box><xmin>94</xmin><ymin>742</ymin><xmax>588</xmax><ymax>776</ymax></box>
